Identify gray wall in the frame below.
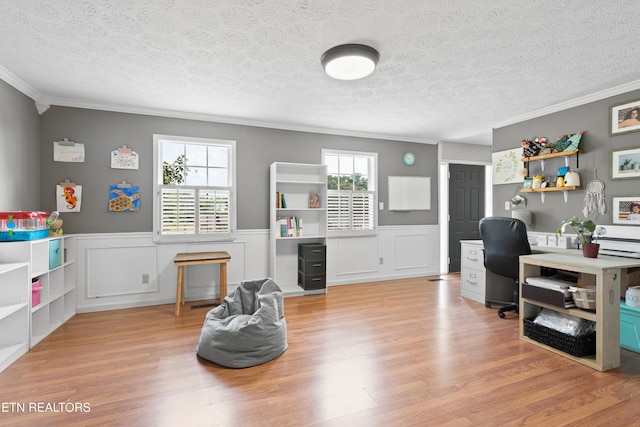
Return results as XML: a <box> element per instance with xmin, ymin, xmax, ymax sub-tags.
<box><xmin>440</xmin><ymin>141</ymin><xmax>491</xmax><ymax>164</ymax></box>
<box><xmin>492</xmin><ymin>88</ymin><xmax>640</xmax><ymax>233</ymax></box>
<box><xmin>39</xmin><ymin>106</ymin><xmax>439</xmax><ymax>234</ymax></box>
<box><xmin>0</xmin><ymin>80</ymin><xmax>40</xmax><ymax>211</ymax></box>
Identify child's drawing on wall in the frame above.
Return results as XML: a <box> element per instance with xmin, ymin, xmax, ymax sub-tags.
<box><xmin>57</xmin><ymin>185</ymin><xmax>82</xmax><ymax>212</ymax></box>
<box><xmin>108</xmin><ymin>185</ymin><xmax>140</xmax><ymax>212</ymax></box>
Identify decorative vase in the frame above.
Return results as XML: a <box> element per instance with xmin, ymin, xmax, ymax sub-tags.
<box><xmin>582</xmin><ymin>242</ymin><xmax>600</xmax><ymax>258</ymax></box>
<box><xmin>532</xmin><ymin>177</ymin><xmax>543</xmax><ymax>188</ymax></box>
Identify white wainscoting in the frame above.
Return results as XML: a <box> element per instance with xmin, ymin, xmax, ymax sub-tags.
<box><xmin>86</xmin><ymin>244</ymin><xmax>159</xmax><ymax>298</ymax></box>
<box><xmin>75</xmin><ymin>225</ymin><xmax>440</xmax><ymax>313</ymax></box>
<box><xmin>327</xmin><ymin>225</ymin><xmax>440</xmax><ymax>286</ymax></box>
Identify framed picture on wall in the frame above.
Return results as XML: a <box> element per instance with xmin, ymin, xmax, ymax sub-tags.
<box><xmin>491</xmin><ymin>147</ymin><xmax>525</xmax><ymax>185</ymax></box>
<box><xmin>609</xmin><ymin>98</ymin><xmax>640</xmax><ymax>136</ymax></box>
<box><xmin>613</xmin><ymin>196</ymin><xmax>640</xmax><ymax>224</ymax></box>
<box><xmin>610</xmin><ymin>146</ymin><xmax>640</xmax><ymax>180</ymax></box>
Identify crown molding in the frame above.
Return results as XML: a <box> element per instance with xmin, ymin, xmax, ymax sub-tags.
<box><xmin>0</xmin><ymin>64</ymin><xmax>41</xmax><ymax>101</ymax></box>
<box><xmin>494</xmin><ymin>79</ymin><xmax>640</xmax><ymax>129</ymax></box>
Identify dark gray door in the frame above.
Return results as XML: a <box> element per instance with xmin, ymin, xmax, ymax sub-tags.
<box><xmin>448</xmin><ymin>164</ymin><xmax>485</xmax><ymax>272</ymax></box>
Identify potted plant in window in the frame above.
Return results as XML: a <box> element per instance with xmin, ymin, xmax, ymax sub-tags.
<box><xmin>556</xmin><ymin>216</ymin><xmax>600</xmax><ymax>258</ymax></box>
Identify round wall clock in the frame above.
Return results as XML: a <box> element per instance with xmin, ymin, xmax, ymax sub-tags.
<box><xmin>402</xmin><ymin>152</ymin><xmax>415</xmax><ymax>166</ymax></box>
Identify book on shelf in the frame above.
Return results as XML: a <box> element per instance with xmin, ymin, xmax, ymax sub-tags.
<box><xmin>276</xmin><ymin>216</ymin><xmax>302</xmax><ymax>237</ymax></box>
<box><xmin>276</xmin><ymin>191</ymin><xmax>287</xmax><ymax>208</ymax></box>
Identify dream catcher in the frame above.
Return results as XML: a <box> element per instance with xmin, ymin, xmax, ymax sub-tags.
<box><xmin>582</xmin><ymin>169</ymin><xmax>606</xmax><ymax>218</ymax></box>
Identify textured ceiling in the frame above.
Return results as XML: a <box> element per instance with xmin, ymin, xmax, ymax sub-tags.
<box><xmin>2</xmin><ymin>0</ymin><xmax>640</xmax><ymax>145</ymax></box>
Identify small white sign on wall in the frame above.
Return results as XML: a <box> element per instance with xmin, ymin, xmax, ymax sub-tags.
<box><xmin>388</xmin><ymin>176</ymin><xmax>431</xmax><ymax>211</ymax></box>
<box><xmin>492</xmin><ymin>147</ymin><xmax>524</xmax><ymax>185</ymax></box>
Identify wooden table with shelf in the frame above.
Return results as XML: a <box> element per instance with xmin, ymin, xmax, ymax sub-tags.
<box><xmin>519</xmin><ymin>252</ymin><xmax>640</xmax><ymax>371</ymax></box>
<box><xmin>173</xmin><ymin>251</ymin><xmax>231</xmax><ymax>316</ymax></box>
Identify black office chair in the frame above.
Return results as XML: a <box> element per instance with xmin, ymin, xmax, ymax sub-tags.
<box><xmin>479</xmin><ymin>217</ymin><xmax>531</xmax><ymax>318</ymax></box>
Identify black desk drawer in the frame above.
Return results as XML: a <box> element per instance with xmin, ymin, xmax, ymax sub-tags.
<box><xmin>298</xmin><ymin>243</ymin><xmax>326</xmax><ymax>261</ymax></box>
<box><xmin>298</xmin><ymin>272</ymin><xmax>326</xmax><ymax>290</ymax></box>
<box><xmin>299</xmin><ymin>259</ymin><xmax>326</xmax><ymax>275</ymax></box>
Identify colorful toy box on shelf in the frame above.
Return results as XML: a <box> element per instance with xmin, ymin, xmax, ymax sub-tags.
<box><xmin>0</xmin><ymin>211</ymin><xmax>50</xmax><ymax>241</ymax></box>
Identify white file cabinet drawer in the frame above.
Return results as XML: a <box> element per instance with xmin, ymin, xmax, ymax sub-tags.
<box><xmin>461</xmin><ymin>267</ymin><xmax>486</xmax><ymax>303</ymax></box>
<box><xmin>460</xmin><ymin>241</ymin><xmax>486</xmax><ymax>304</ymax></box>
<box><xmin>461</xmin><ymin>244</ymin><xmax>484</xmax><ymax>270</ymax></box>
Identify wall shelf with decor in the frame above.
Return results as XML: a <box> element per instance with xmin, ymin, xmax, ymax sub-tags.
<box><xmin>522</xmin><ymin>149</ymin><xmax>582</xmax><ymax>172</ymax></box>
<box><xmin>521</xmin><ymin>149</ymin><xmax>584</xmax><ymax>203</ymax></box>
<box><xmin>520</xmin><ymin>185</ymin><xmax>582</xmax><ymax>203</ymax></box>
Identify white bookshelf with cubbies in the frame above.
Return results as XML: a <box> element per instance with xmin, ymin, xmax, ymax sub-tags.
<box><xmin>0</xmin><ymin>262</ymin><xmax>29</xmax><ymax>373</ymax></box>
<box><xmin>270</xmin><ymin>162</ymin><xmax>327</xmax><ymax>295</ymax></box>
<box><xmin>0</xmin><ymin>236</ymin><xmax>76</xmax><ymax>349</ymax></box>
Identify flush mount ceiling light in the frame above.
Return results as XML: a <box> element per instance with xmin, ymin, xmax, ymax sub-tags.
<box><xmin>321</xmin><ymin>44</ymin><xmax>380</xmax><ymax>80</ymax></box>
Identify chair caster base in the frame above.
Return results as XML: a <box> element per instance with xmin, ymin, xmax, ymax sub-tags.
<box><xmin>497</xmin><ymin>304</ymin><xmax>519</xmax><ymax>318</ymax></box>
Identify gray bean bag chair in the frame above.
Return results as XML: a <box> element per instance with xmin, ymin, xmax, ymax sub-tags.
<box><xmin>196</xmin><ymin>277</ymin><xmax>287</xmax><ymax>368</ymax></box>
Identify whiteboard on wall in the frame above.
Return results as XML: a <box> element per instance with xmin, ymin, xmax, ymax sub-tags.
<box><xmin>388</xmin><ymin>176</ymin><xmax>431</xmax><ymax>211</ymax></box>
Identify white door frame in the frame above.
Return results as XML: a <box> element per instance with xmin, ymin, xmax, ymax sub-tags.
<box><xmin>438</xmin><ymin>162</ymin><xmax>492</xmax><ymax>274</ymax></box>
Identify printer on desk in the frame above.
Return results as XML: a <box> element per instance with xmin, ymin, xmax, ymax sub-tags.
<box><xmin>596</xmin><ymin>225</ymin><xmax>640</xmax><ymax>259</ymax></box>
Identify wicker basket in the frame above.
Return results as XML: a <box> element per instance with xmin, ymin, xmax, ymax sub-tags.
<box><xmin>569</xmin><ymin>286</ymin><xmax>596</xmax><ymax>310</ymax></box>
<box><xmin>523</xmin><ymin>318</ymin><xmax>596</xmax><ymax>357</ymax></box>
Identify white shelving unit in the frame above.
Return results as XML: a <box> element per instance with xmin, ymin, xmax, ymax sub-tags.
<box><xmin>270</xmin><ymin>162</ymin><xmax>327</xmax><ymax>295</ymax></box>
<box><xmin>0</xmin><ymin>262</ymin><xmax>29</xmax><ymax>373</ymax></box>
<box><xmin>0</xmin><ymin>236</ymin><xmax>76</xmax><ymax>348</ymax></box>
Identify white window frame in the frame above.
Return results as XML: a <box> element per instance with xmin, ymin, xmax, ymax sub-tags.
<box><xmin>322</xmin><ymin>149</ymin><xmax>378</xmax><ymax>237</ymax></box>
<box><xmin>153</xmin><ymin>134</ymin><xmax>236</xmax><ymax>243</ymax></box>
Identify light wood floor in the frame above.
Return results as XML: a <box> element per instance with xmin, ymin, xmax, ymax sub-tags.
<box><xmin>1</xmin><ymin>275</ymin><xmax>640</xmax><ymax>426</ymax></box>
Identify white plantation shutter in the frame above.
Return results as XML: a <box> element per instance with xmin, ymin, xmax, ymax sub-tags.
<box><xmin>352</xmin><ymin>192</ymin><xmax>375</xmax><ymax>230</ymax></box>
<box><xmin>327</xmin><ymin>191</ymin><xmax>375</xmax><ymax>233</ymax></box>
<box><xmin>160</xmin><ymin>187</ymin><xmax>231</xmax><ymax>238</ymax></box>
<box><xmin>327</xmin><ymin>192</ymin><xmax>350</xmax><ymax>230</ymax></box>
<box><xmin>199</xmin><ymin>189</ymin><xmax>230</xmax><ymax>234</ymax></box>
<box><xmin>161</xmin><ymin>188</ymin><xmax>196</xmax><ymax>234</ymax></box>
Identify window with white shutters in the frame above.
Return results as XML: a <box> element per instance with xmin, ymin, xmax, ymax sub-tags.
<box><xmin>327</xmin><ymin>191</ymin><xmax>350</xmax><ymax>231</ymax></box>
<box><xmin>153</xmin><ymin>135</ymin><xmax>236</xmax><ymax>242</ymax></box>
<box><xmin>323</xmin><ymin>150</ymin><xmax>377</xmax><ymax>236</ymax></box>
